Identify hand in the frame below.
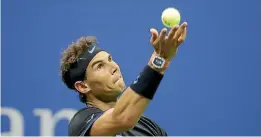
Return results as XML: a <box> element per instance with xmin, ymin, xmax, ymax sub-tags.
<box><xmin>150</xmin><ymin>22</ymin><xmax>188</xmax><ymax>61</ymax></box>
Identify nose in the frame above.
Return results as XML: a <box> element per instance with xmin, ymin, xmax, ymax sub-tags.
<box><xmin>112</xmin><ymin>68</ymin><xmax>118</xmax><ymax>75</ymax></box>
<box><xmin>108</xmin><ymin>59</ymin><xmax>119</xmax><ymax>75</ymax></box>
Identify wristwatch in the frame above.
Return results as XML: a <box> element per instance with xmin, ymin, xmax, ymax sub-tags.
<box><xmin>151</xmin><ymin>55</ymin><xmax>166</xmax><ymax>69</ymax></box>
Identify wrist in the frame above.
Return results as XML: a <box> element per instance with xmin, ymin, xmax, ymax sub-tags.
<box><xmin>130</xmin><ymin>65</ymin><xmax>164</xmax><ymax>100</ymax></box>
<box><xmin>148</xmin><ymin>53</ymin><xmax>171</xmax><ymax>74</ymax></box>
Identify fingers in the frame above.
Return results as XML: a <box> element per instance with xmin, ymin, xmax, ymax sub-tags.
<box><xmin>151</xmin><ymin>28</ymin><xmax>167</xmax><ymax>54</ymax></box>
<box><xmin>159</xmin><ymin>28</ymin><xmax>167</xmax><ymax>42</ymax></box>
<box><xmin>152</xmin><ymin>28</ymin><xmax>167</xmax><ymax>45</ymax></box>
<box><xmin>167</xmin><ymin>25</ymin><xmax>179</xmax><ymax>39</ymax></box>
<box><xmin>173</xmin><ymin>22</ymin><xmax>188</xmax><ymax>40</ymax></box>
<box><xmin>150</xmin><ymin>28</ymin><xmax>158</xmax><ymax>44</ymax></box>
<box><xmin>178</xmin><ymin>27</ymin><xmax>187</xmax><ymax>44</ymax></box>
<box><xmin>168</xmin><ymin>25</ymin><xmax>179</xmax><ymax>46</ymax></box>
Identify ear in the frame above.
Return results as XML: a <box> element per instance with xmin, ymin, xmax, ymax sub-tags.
<box><xmin>74</xmin><ymin>81</ymin><xmax>91</xmax><ymax>94</ymax></box>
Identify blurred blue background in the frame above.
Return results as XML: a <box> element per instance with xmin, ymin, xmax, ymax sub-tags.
<box><xmin>1</xmin><ymin>0</ymin><xmax>260</xmax><ymax>136</ymax></box>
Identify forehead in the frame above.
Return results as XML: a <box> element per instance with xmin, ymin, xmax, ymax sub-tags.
<box><xmin>89</xmin><ymin>51</ymin><xmax>110</xmax><ymax>65</ymax></box>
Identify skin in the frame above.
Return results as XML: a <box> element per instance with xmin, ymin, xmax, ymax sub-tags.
<box><xmin>74</xmin><ymin>22</ymin><xmax>188</xmax><ymax>136</ymax></box>
<box><xmin>75</xmin><ymin>51</ymin><xmax>126</xmax><ymax>109</ymax></box>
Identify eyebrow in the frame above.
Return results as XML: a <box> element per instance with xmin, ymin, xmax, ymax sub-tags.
<box><xmin>91</xmin><ymin>54</ymin><xmax>111</xmax><ymax>69</ymax></box>
<box><xmin>91</xmin><ymin>60</ymin><xmax>103</xmax><ymax>69</ymax></box>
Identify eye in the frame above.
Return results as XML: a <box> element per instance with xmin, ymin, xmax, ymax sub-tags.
<box><xmin>108</xmin><ymin>55</ymin><xmax>112</xmax><ymax>62</ymax></box>
<box><xmin>97</xmin><ymin>63</ymin><xmax>104</xmax><ymax>70</ymax></box>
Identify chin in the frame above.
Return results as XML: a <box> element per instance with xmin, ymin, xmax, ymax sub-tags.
<box><xmin>114</xmin><ymin>85</ymin><xmax>125</xmax><ymax>93</ymax></box>
<box><xmin>118</xmin><ymin>80</ymin><xmax>126</xmax><ymax>91</ymax></box>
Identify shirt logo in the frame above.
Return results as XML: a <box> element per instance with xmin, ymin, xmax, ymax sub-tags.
<box><xmin>86</xmin><ymin>114</ymin><xmax>95</xmax><ymax>124</ymax></box>
<box><xmin>133</xmin><ymin>75</ymin><xmax>140</xmax><ymax>84</ymax></box>
<box><xmin>88</xmin><ymin>46</ymin><xmax>96</xmax><ymax>53</ymax></box>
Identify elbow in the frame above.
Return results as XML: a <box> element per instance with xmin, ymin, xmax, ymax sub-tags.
<box><xmin>122</xmin><ymin>116</ymin><xmax>138</xmax><ymax>129</ymax></box>
<box><xmin>111</xmin><ymin>108</ymin><xmax>140</xmax><ymax>131</ymax></box>
<box><xmin>116</xmin><ymin>115</ymin><xmax>139</xmax><ymax>130</ymax></box>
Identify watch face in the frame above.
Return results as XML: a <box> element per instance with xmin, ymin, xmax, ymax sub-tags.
<box><xmin>153</xmin><ymin>57</ymin><xmax>164</xmax><ymax>67</ymax></box>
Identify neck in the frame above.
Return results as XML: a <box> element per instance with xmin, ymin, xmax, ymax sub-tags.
<box><xmin>86</xmin><ymin>94</ymin><xmax>116</xmax><ymax>111</ymax></box>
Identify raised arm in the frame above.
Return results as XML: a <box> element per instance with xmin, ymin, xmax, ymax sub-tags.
<box><xmin>89</xmin><ymin>22</ymin><xmax>188</xmax><ymax>136</ymax></box>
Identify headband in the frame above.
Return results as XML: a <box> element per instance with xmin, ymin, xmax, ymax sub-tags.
<box><xmin>65</xmin><ymin>43</ymin><xmax>104</xmax><ymax>89</ymax></box>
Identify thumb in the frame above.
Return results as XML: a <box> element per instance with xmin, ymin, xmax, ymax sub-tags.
<box><xmin>150</xmin><ymin>28</ymin><xmax>158</xmax><ymax>44</ymax></box>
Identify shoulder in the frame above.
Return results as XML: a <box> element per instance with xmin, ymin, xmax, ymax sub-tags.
<box><xmin>68</xmin><ymin>107</ymin><xmax>104</xmax><ymax>136</ymax></box>
<box><xmin>71</xmin><ymin>107</ymin><xmax>103</xmax><ymax>121</ymax></box>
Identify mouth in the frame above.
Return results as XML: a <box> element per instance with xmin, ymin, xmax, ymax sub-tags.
<box><xmin>114</xmin><ymin>78</ymin><xmax>119</xmax><ymax>83</ymax></box>
<box><xmin>113</xmin><ymin>74</ymin><xmax>122</xmax><ymax>84</ymax></box>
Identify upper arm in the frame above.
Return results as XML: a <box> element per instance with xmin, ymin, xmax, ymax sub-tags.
<box><xmin>90</xmin><ymin>108</ymin><xmax>133</xmax><ymax>136</ymax></box>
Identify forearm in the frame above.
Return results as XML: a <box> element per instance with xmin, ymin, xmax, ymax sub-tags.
<box><xmin>112</xmin><ymin>87</ymin><xmax>150</xmax><ymax>125</ymax></box>
<box><xmin>90</xmin><ymin>87</ymin><xmax>152</xmax><ymax>136</ymax></box>
<box><xmin>112</xmin><ymin>54</ymin><xmax>169</xmax><ymax>126</ymax></box>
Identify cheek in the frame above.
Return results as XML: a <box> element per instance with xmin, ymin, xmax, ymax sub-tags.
<box><xmin>88</xmin><ymin>71</ymin><xmax>112</xmax><ymax>90</ymax></box>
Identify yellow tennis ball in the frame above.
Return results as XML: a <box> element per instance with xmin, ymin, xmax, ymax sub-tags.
<box><xmin>161</xmin><ymin>7</ymin><xmax>181</xmax><ymax>28</ymax></box>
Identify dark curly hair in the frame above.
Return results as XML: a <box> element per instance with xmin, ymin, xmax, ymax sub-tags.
<box><xmin>60</xmin><ymin>36</ymin><xmax>98</xmax><ymax>103</ymax></box>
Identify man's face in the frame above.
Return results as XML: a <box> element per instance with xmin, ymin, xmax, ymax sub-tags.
<box><xmin>84</xmin><ymin>51</ymin><xmax>126</xmax><ymax>101</ymax></box>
